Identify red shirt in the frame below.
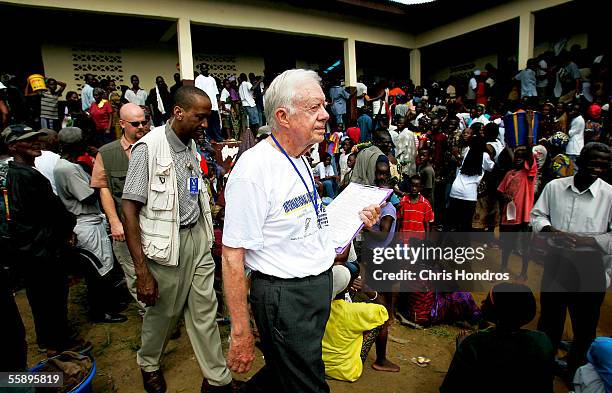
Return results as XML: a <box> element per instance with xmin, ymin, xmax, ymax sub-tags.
<box><xmin>398</xmin><ymin>194</ymin><xmax>434</xmax><ymax>240</ymax></box>
<box><xmin>430</xmin><ymin>132</ymin><xmax>448</xmax><ymax>170</ymax></box>
<box><xmin>497</xmin><ymin>158</ymin><xmax>537</xmax><ymax>225</ymax></box>
<box><xmin>89</xmin><ymin>101</ymin><xmax>112</xmax><ymax>130</ymax></box>
<box><xmin>346</xmin><ymin>127</ymin><xmax>360</xmax><ymax>144</ymax></box>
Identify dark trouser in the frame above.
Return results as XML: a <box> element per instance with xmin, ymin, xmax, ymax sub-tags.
<box><xmin>500</xmin><ymin>223</ymin><xmax>530</xmax><ymax>275</ymax></box>
<box><xmin>73</xmin><ymin>253</ymin><xmax>120</xmax><ymax>317</ymax></box>
<box><xmin>246</xmin><ymin>269</ymin><xmax>332</xmax><ymax>393</ymax></box>
<box><xmin>207</xmin><ymin>110</ymin><xmax>224</xmax><ymax>142</ymax></box>
<box><xmin>433</xmin><ymin>180</ymin><xmax>448</xmax><ymax>225</ymax></box>
<box><xmin>0</xmin><ymin>266</ymin><xmax>27</xmax><ymax>371</ymax></box>
<box><xmin>22</xmin><ymin>255</ymin><xmax>70</xmax><ymax>350</ymax></box>
<box><xmin>447</xmin><ymin>197</ymin><xmax>476</xmax><ymax>232</ymax></box>
<box><xmin>538</xmin><ymin>250</ymin><xmax>606</xmax><ymax>377</ymax></box>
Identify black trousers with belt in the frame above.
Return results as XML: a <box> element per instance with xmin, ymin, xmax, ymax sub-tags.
<box><xmin>538</xmin><ymin>249</ymin><xmax>606</xmax><ymax>377</ymax></box>
<box><xmin>246</xmin><ymin>269</ymin><xmax>332</xmax><ymax>393</ymax></box>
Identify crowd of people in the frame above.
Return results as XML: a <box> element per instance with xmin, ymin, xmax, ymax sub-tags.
<box><xmin>0</xmin><ymin>42</ymin><xmax>611</xmax><ymax>393</ymax></box>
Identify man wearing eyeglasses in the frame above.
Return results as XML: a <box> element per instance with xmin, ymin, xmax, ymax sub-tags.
<box><xmin>91</xmin><ymin>103</ymin><xmax>147</xmax><ymax>311</ymax></box>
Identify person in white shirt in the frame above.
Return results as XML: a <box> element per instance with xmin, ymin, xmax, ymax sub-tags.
<box><xmin>537</xmin><ymin>55</ymin><xmax>549</xmax><ymax>97</ymax></box>
<box><xmin>315</xmin><ymin>153</ymin><xmax>339</xmax><ymax>199</ymax></box>
<box><xmin>466</xmin><ymin>71</ymin><xmax>479</xmax><ymax>103</ymax></box>
<box><xmin>34</xmin><ymin>129</ymin><xmax>60</xmax><ymax>194</ymax></box>
<box><xmin>531</xmin><ymin>142</ymin><xmax>611</xmax><ymax>381</ymax></box>
<box><xmin>338</xmin><ymin>138</ymin><xmax>354</xmax><ymax>180</ymax></box>
<box><xmin>124</xmin><ymin>75</ymin><xmax>148</xmax><ymax>106</ymax></box>
<box><xmin>448</xmin><ymin>133</ymin><xmax>495</xmax><ymax>232</ymax></box>
<box><xmin>81</xmin><ymin>73</ymin><xmax>95</xmax><ymax>112</ymax></box>
<box><xmin>566</xmin><ymin>103</ymin><xmax>585</xmax><ymax>160</ymax></box>
<box><xmin>222</xmin><ymin>69</ymin><xmax>381</xmax><ymax>392</ymax></box>
<box><xmin>396</xmin><ymin>127</ymin><xmax>417</xmax><ymax>176</ymax></box>
<box><xmin>238</xmin><ymin>73</ymin><xmax>259</xmax><ymax>136</ymax></box>
<box><xmin>356</xmin><ymin>77</ymin><xmax>367</xmax><ymax>108</ymax></box>
<box><xmin>195</xmin><ymin>64</ymin><xmax>223</xmax><ymax>142</ymax></box>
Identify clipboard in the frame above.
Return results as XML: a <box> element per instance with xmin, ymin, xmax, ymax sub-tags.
<box><xmin>325</xmin><ymin>182</ymin><xmax>393</xmax><ymax>254</ymax></box>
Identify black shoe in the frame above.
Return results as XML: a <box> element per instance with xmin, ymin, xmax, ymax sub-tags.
<box><xmin>91</xmin><ymin>312</ymin><xmax>128</xmax><ymax>324</ymax></box>
<box><xmin>141</xmin><ymin>369</ymin><xmax>167</xmax><ymax>393</ymax></box>
<box><xmin>201</xmin><ymin>379</ymin><xmax>244</xmax><ymax>393</ymax></box>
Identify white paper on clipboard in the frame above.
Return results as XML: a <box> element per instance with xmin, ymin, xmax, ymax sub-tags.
<box><xmin>325</xmin><ymin>182</ymin><xmax>392</xmax><ymax>254</ymax></box>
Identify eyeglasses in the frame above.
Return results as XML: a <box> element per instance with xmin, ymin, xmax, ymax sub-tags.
<box><xmin>123</xmin><ymin>120</ymin><xmax>148</xmax><ymax>127</ymax></box>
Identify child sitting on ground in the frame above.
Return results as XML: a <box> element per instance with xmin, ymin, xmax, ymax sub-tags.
<box><xmin>440</xmin><ymin>282</ymin><xmax>554</xmax><ymax>393</ymax></box>
<box><xmin>322</xmin><ymin>265</ymin><xmax>400</xmax><ymax>382</ymax></box>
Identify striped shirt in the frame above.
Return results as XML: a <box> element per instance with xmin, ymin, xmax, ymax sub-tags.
<box><xmin>398</xmin><ymin>194</ymin><xmax>434</xmax><ymax>240</ymax></box>
<box><xmin>40</xmin><ymin>90</ymin><xmax>59</xmax><ymax>119</ymax></box>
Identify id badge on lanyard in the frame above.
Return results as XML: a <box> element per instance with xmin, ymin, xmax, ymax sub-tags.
<box><xmin>188</xmin><ymin>177</ymin><xmax>200</xmax><ymax>195</ymax></box>
<box><xmin>186</xmin><ymin>161</ymin><xmax>200</xmax><ymax>195</ymax></box>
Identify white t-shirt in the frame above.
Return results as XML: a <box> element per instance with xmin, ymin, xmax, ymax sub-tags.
<box><xmin>449</xmin><ymin>152</ymin><xmax>495</xmax><ymax>201</ymax></box>
<box><xmin>566</xmin><ymin>115</ymin><xmax>585</xmax><ymax>156</ymax></box>
<box><xmin>537</xmin><ymin>59</ymin><xmax>548</xmax><ymax>88</ymax></box>
<box><xmin>125</xmin><ymin>89</ymin><xmax>148</xmax><ymax>106</ymax></box>
<box><xmin>220</xmin><ymin>88</ymin><xmax>231</xmax><ymax>111</ymax></box>
<box><xmin>315</xmin><ymin>162</ymin><xmax>335</xmax><ymax>179</ymax></box>
<box><xmin>239</xmin><ymin>81</ymin><xmax>256</xmax><ymax>108</ymax></box>
<box><xmin>194</xmin><ymin>75</ymin><xmax>220</xmax><ymax>111</ymax></box>
<box><xmin>223</xmin><ymin>140</ymin><xmax>335</xmax><ymax>278</ymax></box>
<box><xmin>339</xmin><ymin>153</ymin><xmax>350</xmax><ymax>179</ymax></box>
<box><xmin>466</xmin><ymin>78</ymin><xmax>477</xmax><ymax>99</ymax></box>
<box><xmin>356</xmin><ymin>82</ymin><xmax>367</xmax><ymax>108</ymax></box>
<box><xmin>34</xmin><ymin>150</ymin><xmax>61</xmax><ymax>195</ymax></box>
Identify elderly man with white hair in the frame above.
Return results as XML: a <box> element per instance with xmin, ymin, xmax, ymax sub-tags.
<box><xmin>222</xmin><ymin>69</ymin><xmax>381</xmax><ymax>393</ymax></box>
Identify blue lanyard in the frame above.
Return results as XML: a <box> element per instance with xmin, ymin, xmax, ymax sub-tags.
<box><xmin>270</xmin><ymin>133</ymin><xmax>319</xmax><ymax>223</ymax></box>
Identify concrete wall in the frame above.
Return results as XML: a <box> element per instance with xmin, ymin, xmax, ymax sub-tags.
<box><xmin>533</xmin><ymin>33</ymin><xmax>588</xmax><ymax>57</ymax></box>
<box><xmin>41</xmin><ymin>43</ymin><xmax>265</xmax><ymax>94</ymax></box>
<box><xmin>428</xmin><ymin>54</ymin><xmax>498</xmax><ymax>83</ymax></box>
<box><xmin>425</xmin><ymin>32</ymin><xmax>588</xmax><ymax>82</ymax></box>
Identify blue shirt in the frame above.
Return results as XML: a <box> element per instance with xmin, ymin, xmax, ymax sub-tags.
<box><xmin>515</xmin><ymin>69</ymin><xmax>537</xmax><ymax>98</ymax></box>
<box><xmin>329</xmin><ymin>86</ymin><xmax>350</xmax><ymax>116</ymax></box>
<box><xmin>357</xmin><ymin>114</ymin><xmax>373</xmax><ymax>142</ymax></box>
<box><xmin>81</xmin><ymin>84</ymin><xmax>95</xmax><ymax>111</ymax></box>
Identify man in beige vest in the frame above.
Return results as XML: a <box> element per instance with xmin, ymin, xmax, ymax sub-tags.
<box><xmin>91</xmin><ymin>103</ymin><xmax>146</xmax><ymax>311</ymax></box>
<box><xmin>122</xmin><ymin>86</ymin><xmax>235</xmax><ymax>393</ymax></box>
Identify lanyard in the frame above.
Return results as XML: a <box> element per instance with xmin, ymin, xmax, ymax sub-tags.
<box><xmin>270</xmin><ymin>133</ymin><xmax>319</xmax><ymax>224</ymax></box>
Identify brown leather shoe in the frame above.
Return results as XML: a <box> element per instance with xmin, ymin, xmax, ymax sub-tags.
<box><xmin>201</xmin><ymin>379</ymin><xmax>244</xmax><ymax>393</ymax></box>
<box><xmin>141</xmin><ymin>369</ymin><xmax>167</xmax><ymax>393</ymax></box>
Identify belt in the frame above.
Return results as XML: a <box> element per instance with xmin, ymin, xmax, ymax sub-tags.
<box><xmin>179</xmin><ymin>221</ymin><xmax>197</xmax><ymax>231</ymax></box>
<box><xmin>252</xmin><ymin>268</ymin><xmax>331</xmax><ymax>283</ymax></box>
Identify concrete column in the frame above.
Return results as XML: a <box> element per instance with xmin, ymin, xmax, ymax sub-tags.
<box><xmin>177</xmin><ymin>17</ymin><xmax>194</xmax><ymax>84</ymax></box>
<box><xmin>343</xmin><ymin>37</ymin><xmax>357</xmax><ymax>87</ymax></box>
<box><xmin>410</xmin><ymin>48</ymin><xmax>421</xmax><ymax>86</ymax></box>
<box><xmin>518</xmin><ymin>11</ymin><xmax>535</xmax><ymax>70</ymax></box>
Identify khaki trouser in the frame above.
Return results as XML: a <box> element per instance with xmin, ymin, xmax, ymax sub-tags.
<box><xmin>137</xmin><ymin>219</ymin><xmax>231</xmax><ymax>386</ymax></box>
<box><xmin>113</xmin><ymin>240</ymin><xmax>147</xmax><ymax>312</ymax></box>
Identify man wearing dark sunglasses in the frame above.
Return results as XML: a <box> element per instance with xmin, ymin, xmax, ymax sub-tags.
<box><xmin>91</xmin><ymin>103</ymin><xmax>147</xmax><ymax>312</ymax></box>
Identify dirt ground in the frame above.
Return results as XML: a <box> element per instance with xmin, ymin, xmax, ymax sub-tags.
<box><xmin>17</xmin><ymin>250</ymin><xmax>612</xmax><ymax>393</ymax></box>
